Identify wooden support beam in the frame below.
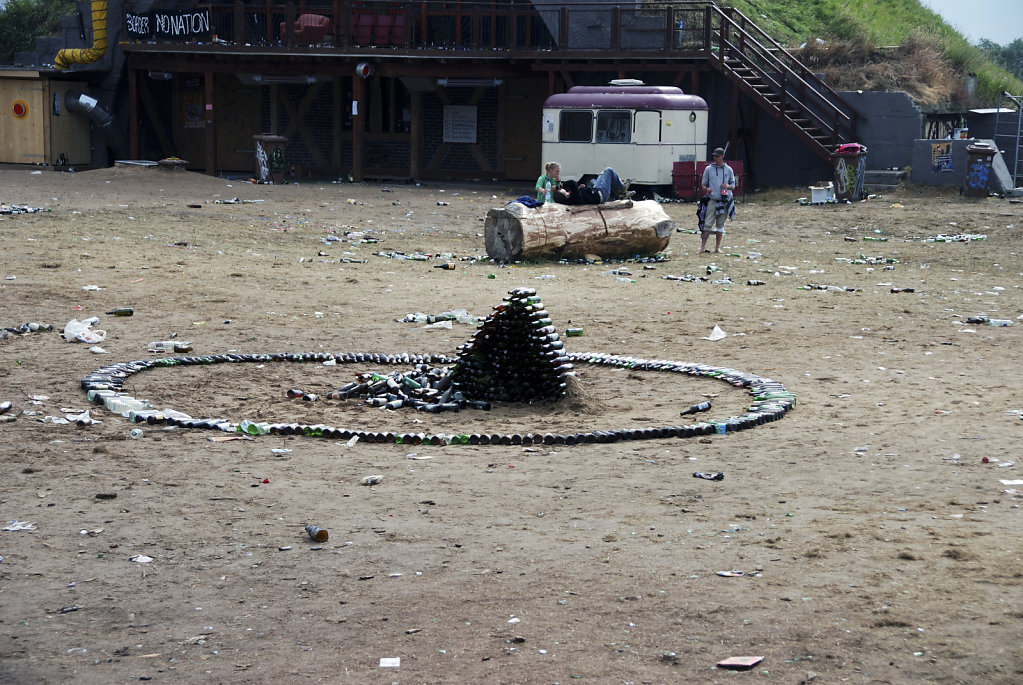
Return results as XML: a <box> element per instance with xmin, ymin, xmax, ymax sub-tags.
<box><xmin>409</xmin><ymin>90</ymin><xmax>422</xmax><ymax>179</ymax></box>
<box><xmin>332</xmin><ymin>75</ymin><xmax>342</xmax><ymax>167</ymax></box>
<box><xmin>280</xmin><ymin>83</ymin><xmax>327</xmax><ymax>167</ymax></box>
<box><xmin>128</xmin><ymin>68</ymin><xmax>139</xmax><ymax>158</ymax></box>
<box><xmin>352</xmin><ymin>74</ymin><xmax>364</xmax><ymax>180</ymax></box>
<box><xmin>205</xmin><ymin>70</ymin><xmax>216</xmax><ymax>175</ymax></box>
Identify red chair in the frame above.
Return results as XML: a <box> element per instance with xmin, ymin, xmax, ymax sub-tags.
<box><xmin>352</xmin><ymin>13</ymin><xmax>375</xmax><ymax>45</ymax></box>
<box><xmin>279</xmin><ymin>14</ymin><xmax>332</xmax><ymax>45</ymax></box>
<box><xmin>390</xmin><ymin>14</ymin><xmax>405</xmax><ymax>46</ymax></box>
<box><xmin>372</xmin><ymin>14</ymin><xmax>394</xmax><ymax>45</ymax></box>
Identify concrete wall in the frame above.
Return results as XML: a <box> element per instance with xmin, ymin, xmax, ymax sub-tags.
<box><xmin>910</xmin><ymin>138</ymin><xmax>985</xmax><ymax>187</ymax></box>
<box><xmin>838</xmin><ymin>91</ymin><xmax>921</xmax><ymax>170</ymax></box>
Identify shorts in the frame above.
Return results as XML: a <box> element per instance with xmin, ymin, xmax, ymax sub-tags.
<box><xmin>702</xmin><ymin>199</ymin><xmax>727</xmax><ymax>232</ymax></box>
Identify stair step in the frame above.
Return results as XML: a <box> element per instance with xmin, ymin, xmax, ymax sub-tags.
<box><xmin>864</xmin><ymin>169</ymin><xmax>906</xmax><ymax>184</ymax></box>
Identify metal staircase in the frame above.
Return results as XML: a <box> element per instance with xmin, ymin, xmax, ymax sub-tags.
<box><xmin>705</xmin><ymin>5</ymin><xmax>862</xmax><ymax>161</ymax></box>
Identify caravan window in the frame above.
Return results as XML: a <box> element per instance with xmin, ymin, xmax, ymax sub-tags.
<box><xmin>559</xmin><ymin>110</ymin><xmax>593</xmax><ymax>142</ymax></box>
<box><xmin>596</xmin><ymin>111</ymin><xmax>631</xmax><ymax>143</ymax></box>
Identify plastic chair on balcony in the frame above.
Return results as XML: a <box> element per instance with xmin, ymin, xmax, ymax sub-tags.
<box><xmin>353</xmin><ymin>13</ymin><xmax>375</xmax><ymax>46</ymax></box>
<box><xmin>390</xmin><ymin>14</ymin><xmax>405</xmax><ymax>46</ymax></box>
<box><xmin>372</xmin><ymin>14</ymin><xmax>395</xmax><ymax>45</ymax></box>
<box><xmin>279</xmin><ymin>14</ymin><xmax>332</xmax><ymax>46</ymax></box>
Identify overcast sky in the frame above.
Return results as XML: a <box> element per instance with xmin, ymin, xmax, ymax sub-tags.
<box><xmin>921</xmin><ymin>0</ymin><xmax>1022</xmax><ymax>45</ymax></box>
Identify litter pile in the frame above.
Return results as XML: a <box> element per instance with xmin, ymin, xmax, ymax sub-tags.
<box><xmin>0</xmin><ymin>204</ymin><xmax>46</xmax><ymax>215</ymax></box>
<box><xmin>326</xmin><ymin>287</ymin><xmax>571</xmax><ymax>409</ymax></box>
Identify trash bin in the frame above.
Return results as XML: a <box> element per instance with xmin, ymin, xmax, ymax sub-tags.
<box><xmin>252</xmin><ymin>134</ymin><xmax>288</xmax><ymax>184</ymax></box>
<box><xmin>963</xmin><ymin>142</ymin><xmax>996</xmax><ymax>198</ymax></box>
<box><xmin>831</xmin><ymin>143</ymin><xmax>867</xmax><ymax>201</ymax></box>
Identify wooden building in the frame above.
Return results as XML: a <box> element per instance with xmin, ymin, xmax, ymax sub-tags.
<box><xmin>3</xmin><ymin>1</ymin><xmax>862</xmax><ymax>187</ymax></box>
<box><xmin>116</xmin><ymin>0</ymin><xmax>861</xmax><ymax>185</ymax></box>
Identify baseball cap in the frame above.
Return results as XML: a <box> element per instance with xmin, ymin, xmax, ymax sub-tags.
<box><xmin>712</xmin><ymin>147</ymin><xmax>725</xmax><ymax>157</ymax></box>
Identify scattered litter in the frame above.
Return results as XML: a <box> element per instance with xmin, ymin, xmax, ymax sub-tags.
<box><xmin>89</xmin><ymin>346</ymin><xmax>109</xmax><ymax>354</ymax></box>
<box><xmin>716</xmin><ymin>569</ymin><xmax>762</xmax><ymax>578</ymax></box>
<box><xmin>693</xmin><ymin>471</ymin><xmax>724</xmax><ymax>481</ymax></box>
<box><xmin>924</xmin><ymin>233</ymin><xmax>986</xmax><ymax>243</ymax></box>
<box><xmin>271</xmin><ymin>448</ymin><xmax>292</xmax><ymax>454</ymax></box>
<box><xmin>1</xmin><ymin>203</ymin><xmax>45</xmax><ymax>214</ymax></box>
<box><xmin>3</xmin><ymin>520</ymin><xmax>36</xmax><ymax>531</ymax></box>
<box><xmin>305</xmin><ymin>525</ymin><xmax>328</xmax><ymax>542</ymax></box>
<box><xmin>129</xmin><ymin>554</ymin><xmax>153</xmax><ymax>563</ymax></box>
<box><xmin>800</xmin><ymin>283</ymin><xmax>860</xmax><ymax>292</ymax></box>
<box><xmin>717</xmin><ymin>655</ymin><xmax>765</xmax><ymax>670</ymax></box>
<box><xmin>702</xmin><ymin>325</ymin><xmax>727</xmax><ymax>341</ymax></box>
<box><xmin>62</xmin><ymin>318</ymin><xmax>106</xmax><ymax>344</ymax></box>
<box><xmin>361</xmin><ymin>475</ymin><xmax>383</xmax><ymax>485</ymax></box>
<box><xmin>66</xmin><ymin>410</ymin><xmax>100</xmax><ymax>425</ymax></box>
<box><xmin>400</xmin><ymin>309</ymin><xmax>481</xmax><ymax>326</ymax></box>
<box><xmin>379</xmin><ymin>657</ymin><xmax>400</xmax><ymax>668</ymax></box>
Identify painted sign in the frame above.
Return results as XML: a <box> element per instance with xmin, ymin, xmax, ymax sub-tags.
<box><xmin>125</xmin><ymin>9</ymin><xmax>211</xmax><ymax>41</ymax></box>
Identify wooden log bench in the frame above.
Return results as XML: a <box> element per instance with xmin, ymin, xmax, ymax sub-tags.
<box><xmin>484</xmin><ymin>199</ymin><xmax>674</xmax><ymax>262</ymax></box>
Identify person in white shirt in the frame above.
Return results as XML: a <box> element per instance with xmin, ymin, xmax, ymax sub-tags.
<box><xmin>699</xmin><ymin>147</ymin><xmax>736</xmax><ymax>253</ymax></box>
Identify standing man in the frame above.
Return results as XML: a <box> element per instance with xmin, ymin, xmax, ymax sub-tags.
<box><xmin>698</xmin><ymin>147</ymin><xmax>736</xmax><ymax>253</ymax></box>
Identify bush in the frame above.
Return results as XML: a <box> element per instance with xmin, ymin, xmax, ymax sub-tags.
<box><xmin>0</xmin><ymin>0</ymin><xmax>73</xmax><ymax>61</ymax></box>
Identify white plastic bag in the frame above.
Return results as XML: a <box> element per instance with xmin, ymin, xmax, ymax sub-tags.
<box><xmin>62</xmin><ymin>318</ymin><xmax>107</xmax><ymax>344</ymax></box>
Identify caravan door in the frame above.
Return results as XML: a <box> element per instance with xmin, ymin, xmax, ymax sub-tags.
<box><xmin>633</xmin><ymin>110</ymin><xmax>662</xmax><ymax>184</ymax></box>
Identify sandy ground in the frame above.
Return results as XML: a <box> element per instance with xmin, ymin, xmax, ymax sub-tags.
<box><xmin>0</xmin><ymin>166</ymin><xmax>1021</xmax><ymax>684</ymax></box>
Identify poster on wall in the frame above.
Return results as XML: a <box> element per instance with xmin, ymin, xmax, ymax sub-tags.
<box><xmin>931</xmin><ymin>142</ymin><xmax>953</xmax><ymax>172</ymax></box>
<box><xmin>443</xmin><ymin>105</ymin><xmax>478</xmax><ymax>144</ymax></box>
<box><xmin>183</xmin><ymin>92</ymin><xmax>205</xmax><ymax>129</ymax></box>
<box><xmin>124</xmin><ymin>9</ymin><xmax>211</xmax><ymax>41</ymax></box>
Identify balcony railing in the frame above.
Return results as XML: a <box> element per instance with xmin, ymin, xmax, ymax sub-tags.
<box><xmin>122</xmin><ymin>0</ymin><xmax>717</xmax><ymax>55</ymax></box>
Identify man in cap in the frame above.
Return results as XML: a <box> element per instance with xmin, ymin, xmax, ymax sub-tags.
<box><xmin>698</xmin><ymin>147</ymin><xmax>736</xmax><ymax>253</ymax></box>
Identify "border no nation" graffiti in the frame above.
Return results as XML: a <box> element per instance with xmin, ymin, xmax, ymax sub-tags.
<box><xmin>124</xmin><ymin>9</ymin><xmax>211</xmax><ymax>41</ymax></box>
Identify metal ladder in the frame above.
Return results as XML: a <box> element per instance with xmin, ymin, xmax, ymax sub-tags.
<box><xmin>994</xmin><ymin>92</ymin><xmax>1022</xmax><ymax>189</ymax></box>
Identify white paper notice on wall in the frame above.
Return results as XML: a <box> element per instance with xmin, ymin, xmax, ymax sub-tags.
<box><xmin>443</xmin><ymin>105</ymin><xmax>477</xmax><ymax>144</ymax></box>
<box><xmin>352</xmin><ymin>100</ymin><xmax>358</xmax><ymax>116</ymax></box>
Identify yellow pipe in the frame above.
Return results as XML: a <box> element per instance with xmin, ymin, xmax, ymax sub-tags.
<box><xmin>54</xmin><ymin>0</ymin><xmax>107</xmax><ymax>69</ymax></box>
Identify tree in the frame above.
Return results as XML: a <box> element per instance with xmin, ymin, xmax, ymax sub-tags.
<box><xmin>978</xmin><ymin>38</ymin><xmax>1023</xmax><ymax>83</ymax></box>
<box><xmin>0</xmin><ymin>0</ymin><xmax>73</xmax><ymax>62</ymax></box>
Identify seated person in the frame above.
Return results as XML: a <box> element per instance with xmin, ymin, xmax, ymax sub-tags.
<box><xmin>535</xmin><ymin>161</ymin><xmax>563</xmax><ymax>203</ymax></box>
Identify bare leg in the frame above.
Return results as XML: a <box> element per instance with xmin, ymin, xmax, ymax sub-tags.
<box><xmin>699</xmin><ymin>231</ymin><xmax>710</xmax><ymax>252</ymax></box>
<box><xmin>714</xmin><ymin>232</ymin><xmax>723</xmax><ymax>252</ymax></box>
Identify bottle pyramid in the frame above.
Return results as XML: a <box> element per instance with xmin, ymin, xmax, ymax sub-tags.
<box><xmin>450</xmin><ymin>287</ymin><xmax>573</xmax><ymax>402</ymax></box>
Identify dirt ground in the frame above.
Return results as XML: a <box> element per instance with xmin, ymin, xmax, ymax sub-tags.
<box><xmin>0</xmin><ymin>165</ymin><xmax>1021</xmax><ymax>684</ymax></box>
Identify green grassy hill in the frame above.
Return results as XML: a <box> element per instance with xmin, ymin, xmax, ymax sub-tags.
<box><xmin>725</xmin><ymin>0</ymin><xmax>1023</xmax><ymax>105</ymax></box>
